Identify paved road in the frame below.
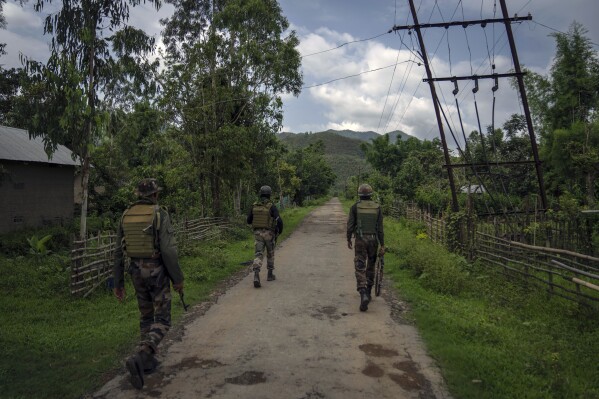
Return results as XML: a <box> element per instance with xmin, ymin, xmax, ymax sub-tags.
<box><xmin>93</xmin><ymin>198</ymin><xmax>451</xmax><ymax>399</ymax></box>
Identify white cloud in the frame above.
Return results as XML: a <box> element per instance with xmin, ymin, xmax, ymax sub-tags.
<box><xmin>4</xmin><ymin>2</ymin><xmax>44</xmax><ymax>34</ymax></box>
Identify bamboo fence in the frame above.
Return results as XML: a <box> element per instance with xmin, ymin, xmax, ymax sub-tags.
<box><xmin>70</xmin><ymin>217</ymin><xmax>235</xmax><ymax>297</ymax></box>
<box><xmin>70</xmin><ymin>232</ymin><xmax>117</xmax><ymax>297</ymax></box>
<box><xmin>397</xmin><ymin>203</ymin><xmax>599</xmax><ymax>308</ymax></box>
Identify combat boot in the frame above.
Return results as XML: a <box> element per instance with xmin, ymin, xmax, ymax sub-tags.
<box><xmin>253</xmin><ymin>271</ymin><xmax>261</xmax><ymax>288</ymax></box>
<box><xmin>142</xmin><ymin>352</ymin><xmax>159</xmax><ymax>375</ymax></box>
<box><xmin>366</xmin><ymin>285</ymin><xmax>373</xmax><ymax>301</ymax></box>
<box><xmin>267</xmin><ymin>269</ymin><xmax>276</xmax><ymax>281</ymax></box>
<box><xmin>125</xmin><ymin>353</ymin><xmax>145</xmax><ymax>389</ymax></box>
<box><xmin>359</xmin><ymin>288</ymin><xmax>370</xmax><ymax>312</ymax></box>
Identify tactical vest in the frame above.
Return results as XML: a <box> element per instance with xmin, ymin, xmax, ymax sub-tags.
<box><xmin>252</xmin><ymin>201</ymin><xmax>274</xmax><ymax>230</ymax></box>
<box><xmin>122</xmin><ymin>203</ymin><xmax>161</xmax><ymax>258</ymax></box>
<box><xmin>357</xmin><ymin>200</ymin><xmax>379</xmax><ymax>236</ymax></box>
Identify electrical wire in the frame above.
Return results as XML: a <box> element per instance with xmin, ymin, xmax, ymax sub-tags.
<box><xmin>300</xmin><ymin>31</ymin><xmax>392</xmax><ymax>58</ymax></box>
<box><xmin>302</xmin><ymin>60</ymin><xmax>418</xmax><ymax>89</ymax></box>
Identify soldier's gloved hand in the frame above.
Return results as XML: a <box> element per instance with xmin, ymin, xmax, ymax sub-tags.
<box><xmin>173</xmin><ymin>282</ymin><xmax>184</xmax><ymax>293</ymax></box>
<box><xmin>379</xmin><ymin>246</ymin><xmax>385</xmax><ymax>256</ymax></box>
<box><xmin>347</xmin><ymin>240</ymin><xmax>353</xmax><ymax>250</ymax></box>
<box><xmin>114</xmin><ymin>287</ymin><xmax>126</xmax><ymax>302</ymax></box>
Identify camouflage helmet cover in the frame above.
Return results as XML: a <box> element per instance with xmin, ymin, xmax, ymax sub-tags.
<box><xmin>259</xmin><ymin>185</ymin><xmax>272</xmax><ymax>197</ymax></box>
<box><xmin>358</xmin><ymin>183</ymin><xmax>373</xmax><ymax>198</ymax></box>
<box><xmin>136</xmin><ymin>178</ymin><xmax>162</xmax><ymax>197</ymax></box>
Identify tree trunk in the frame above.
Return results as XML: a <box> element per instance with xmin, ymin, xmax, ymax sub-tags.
<box><xmin>79</xmin><ymin>154</ymin><xmax>90</xmax><ymax>239</ymax></box>
<box><xmin>587</xmin><ymin>168</ymin><xmax>596</xmax><ymax>207</ymax></box>
<box><xmin>234</xmin><ymin>180</ymin><xmax>241</xmax><ymax>215</ymax></box>
<box><xmin>80</xmin><ymin>17</ymin><xmax>96</xmax><ymax>239</ymax></box>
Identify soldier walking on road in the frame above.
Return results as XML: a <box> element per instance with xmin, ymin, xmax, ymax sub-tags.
<box><xmin>347</xmin><ymin>183</ymin><xmax>385</xmax><ymax>311</ymax></box>
<box><xmin>247</xmin><ymin>185</ymin><xmax>283</xmax><ymax>288</ymax></box>
<box><xmin>113</xmin><ymin>178</ymin><xmax>185</xmax><ymax>390</ymax></box>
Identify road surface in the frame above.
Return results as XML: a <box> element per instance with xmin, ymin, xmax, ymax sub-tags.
<box><xmin>93</xmin><ymin>198</ymin><xmax>451</xmax><ymax>399</ymax></box>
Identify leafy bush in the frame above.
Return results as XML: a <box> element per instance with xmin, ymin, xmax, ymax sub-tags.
<box><xmin>0</xmin><ymin>224</ymin><xmax>74</xmax><ymax>256</ymax></box>
<box><xmin>395</xmin><ymin>220</ymin><xmax>469</xmax><ymax>296</ymax></box>
<box><xmin>27</xmin><ymin>234</ymin><xmax>53</xmax><ymax>256</ymax></box>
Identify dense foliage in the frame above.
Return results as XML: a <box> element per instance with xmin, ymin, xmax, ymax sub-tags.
<box><xmin>357</xmin><ymin>23</ymin><xmax>598</xmax><ymax>221</ymax></box>
<box><xmin>0</xmin><ymin>0</ymin><xmax>337</xmax><ymax>225</ymax></box>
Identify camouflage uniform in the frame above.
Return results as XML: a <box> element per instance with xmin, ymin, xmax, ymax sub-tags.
<box><xmin>113</xmin><ymin>179</ymin><xmax>184</xmax><ymax>389</ymax></box>
<box><xmin>247</xmin><ymin>188</ymin><xmax>283</xmax><ymax>287</ymax></box>
<box><xmin>347</xmin><ymin>185</ymin><xmax>384</xmax><ymax>313</ymax></box>
<box><xmin>347</xmin><ymin>199</ymin><xmax>384</xmax><ymax>291</ymax></box>
<box><xmin>252</xmin><ymin>228</ymin><xmax>276</xmax><ymax>272</ymax></box>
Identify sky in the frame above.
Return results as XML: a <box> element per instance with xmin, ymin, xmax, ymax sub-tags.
<box><xmin>1</xmin><ymin>0</ymin><xmax>598</xmax><ymax>147</ymax></box>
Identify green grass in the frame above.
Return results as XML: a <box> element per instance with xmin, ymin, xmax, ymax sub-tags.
<box><xmin>0</xmin><ymin>202</ymin><xmax>322</xmax><ymax>399</ymax></box>
<box><xmin>382</xmin><ymin>218</ymin><xmax>599</xmax><ymax>399</ymax></box>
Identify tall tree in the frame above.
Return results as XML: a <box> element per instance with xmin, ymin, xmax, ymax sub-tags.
<box><xmin>287</xmin><ymin>141</ymin><xmax>336</xmax><ymax>205</ymax></box>
<box><xmin>524</xmin><ymin>22</ymin><xmax>599</xmax><ymax>205</ymax></box>
<box><xmin>25</xmin><ymin>0</ymin><xmax>161</xmax><ymax>238</ymax></box>
<box><xmin>161</xmin><ymin>0</ymin><xmax>302</xmax><ymax>216</ymax></box>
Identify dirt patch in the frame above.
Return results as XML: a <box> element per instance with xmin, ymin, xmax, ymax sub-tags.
<box><xmin>225</xmin><ymin>371</ymin><xmax>267</xmax><ymax>385</ymax></box>
<box><xmin>380</xmin><ymin>276</ymin><xmax>411</xmax><ymax>325</ymax></box>
<box><xmin>359</xmin><ymin>343</ymin><xmax>399</xmax><ymax>357</ymax></box>
<box><xmin>298</xmin><ymin>389</ymin><xmax>326</xmax><ymax>399</ymax></box>
<box><xmin>311</xmin><ymin>305</ymin><xmax>342</xmax><ymax>321</ymax></box>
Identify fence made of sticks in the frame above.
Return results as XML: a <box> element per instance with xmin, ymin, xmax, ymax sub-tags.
<box><xmin>70</xmin><ymin>216</ymin><xmax>235</xmax><ymax>297</ymax></box>
<box><xmin>397</xmin><ymin>203</ymin><xmax>599</xmax><ymax>308</ymax></box>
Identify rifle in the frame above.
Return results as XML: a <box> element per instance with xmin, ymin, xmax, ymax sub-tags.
<box><xmin>178</xmin><ymin>291</ymin><xmax>190</xmax><ymax>311</ymax></box>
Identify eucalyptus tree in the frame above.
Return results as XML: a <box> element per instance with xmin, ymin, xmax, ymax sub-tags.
<box><xmin>24</xmin><ymin>0</ymin><xmax>161</xmax><ymax>238</ymax></box>
<box><xmin>160</xmin><ymin>0</ymin><xmax>302</xmax><ymax>216</ymax></box>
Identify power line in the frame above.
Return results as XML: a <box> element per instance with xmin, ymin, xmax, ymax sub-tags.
<box><xmin>531</xmin><ymin>20</ymin><xmax>599</xmax><ymax>47</ymax></box>
<box><xmin>300</xmin><ymin>31</ymin><xmax>392</xmax><ymax>58</ymax></box>
<box><xmin>301</xmin><ymin>60</ymin><xmax>419</xmax><ymax>89</ymax></box>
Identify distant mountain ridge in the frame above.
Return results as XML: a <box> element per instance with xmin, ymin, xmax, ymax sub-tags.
<box><xmin>324</xmin><ymin>129</ymin><xmax>413</xmax><ymax>143</ymax></box>
<box><xmin>279</xmin><ymin>129</ymin><xmax>414</xmax><ymax>144</ymax></box>
<box><xmin>277</xmin><ymin>128</ymin><xmax>414</xmax><ymax>193</ymax></box>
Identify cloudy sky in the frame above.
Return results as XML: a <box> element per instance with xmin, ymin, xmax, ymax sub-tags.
<box><xmin>1</xmin><ymin>0</ymin><xmax>598</xmax><ymax>146</ymax></box>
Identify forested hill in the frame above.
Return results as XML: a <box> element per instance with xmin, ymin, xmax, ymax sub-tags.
<box><xmin>278</xmin><ymin>130</ymin><xmax>365</xmax><ymax>156</ymax></box>
<box><xmin>328</xmin><ymin>129</ymin><xmax>412</xmax><ymax>143</ymax></box>
<box><xmin>278</xmin><ymin>129</ymin><xmax>412</xmax><ymax>149</ymax></box>
<box><xmin>277</xmin><ymin>129</ymin><xmax>413</xmax><ymax>193</ymax></box>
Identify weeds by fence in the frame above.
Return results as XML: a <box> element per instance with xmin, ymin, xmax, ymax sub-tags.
<box><xmin>397</xmin><ymin>203</ymin><xmax>599</xmax><ymax>308</ymax></box>
<box><xmin>70</xmin><ymin>217</ymin><xmax>236</xmax><ymax>297</ymax></box>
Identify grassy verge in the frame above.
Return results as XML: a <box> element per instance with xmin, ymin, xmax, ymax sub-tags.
<box><xmin>0</xmin><ymin>202</ymin><xmax>322</xmax><ymax>399</ymax></box>
<box><xmin>382</xmin><ymin>218</ymin><xmax>599</xmax><ymax>399</ymax></box>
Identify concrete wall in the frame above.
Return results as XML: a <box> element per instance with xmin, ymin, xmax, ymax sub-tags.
<box><xmin>0</xmin><ymin>161</ymin><xmax>75</xmax><ymax>233</ymax></box>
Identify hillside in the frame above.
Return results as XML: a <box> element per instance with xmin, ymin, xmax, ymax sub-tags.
<box><xmin>327</xmin><ymin>129</ymin><xmax>412</xmax><ymax>143</ymax></box>
<box><xmin>278</xmin><ymin>131</ymin><xmax>365</xmax><ymax>156</ymax></box>
<box><xmin>277</xmin><ymin>129</ymin><xmax>416</xmax><ymax>193</ymax></box>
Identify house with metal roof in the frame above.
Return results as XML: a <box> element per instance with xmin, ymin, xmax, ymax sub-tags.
<box><xmin>0</xmin><ymin>125</ymin><xmax>79</xmax><ymax>234</ymax></box>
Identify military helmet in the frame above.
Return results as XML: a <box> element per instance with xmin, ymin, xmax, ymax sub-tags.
<box><xmin>358</xmin><ymin>183</ymin><xmax>373</xmax><ymax>198</ymax></box>
<box><xmin>259</xmin><ymin>185</ymin><xmax>272</xmax><ymax>197</ymax></box>
<box><xmin>136</xmin><ymin>178</ymin><xmax>162</xmax><ymax>197</ymax></box>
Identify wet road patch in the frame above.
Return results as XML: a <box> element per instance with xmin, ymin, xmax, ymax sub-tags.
<box><xmin>359</xmin><ymin>343</ymin><xmax>399</xmax><ymax>357</ymax></box>
<box><xmin>225</xmin><ymin>371</ymin><xmax>267</xmax><ymax>385</ymax></box>
<box><xmin>362</xmin><ymin>361</ymin><xmax>385</xmax><ymax>378</ymax></box>
<box><xmin>389</xmin><ymin>361</ymin><xmax>427</xmax><ymax>391</ymax></box>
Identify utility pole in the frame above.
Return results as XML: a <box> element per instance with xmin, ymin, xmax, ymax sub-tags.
<box><xmin>498</xmin><ymin>0</ymin><xmax>548</xmax><ymax>211</ymax></box>
<box><xmin>394</xmin><ymin>0</ymin><xmax>546</xmax><ymax>214</ymax></box>
<box><xmin>407</xmin><ymin>0</ymin><xmax>459</xmax><ymax>212</ymax></box>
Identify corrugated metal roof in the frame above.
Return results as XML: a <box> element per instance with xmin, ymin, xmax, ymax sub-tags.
<box><xmin>0</xmin><ymin>125</ymin><xmax>79</xmax><ymax>166</ymax></box>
